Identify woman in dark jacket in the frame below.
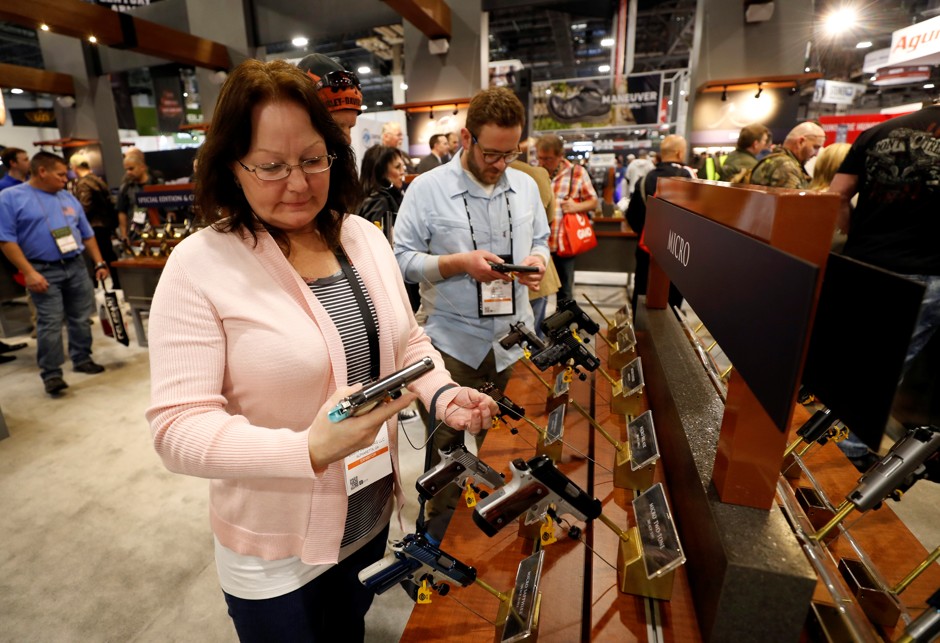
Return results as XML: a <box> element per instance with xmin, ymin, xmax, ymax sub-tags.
<box><xmin>356</xmin><ymin>145</ymin><xmax>419</xmax><ymax>311</ymax></box>
<box><xmin>356</xmin><ymin>145</ymin><xmax>406</xmax><ymax>232</ymax></box>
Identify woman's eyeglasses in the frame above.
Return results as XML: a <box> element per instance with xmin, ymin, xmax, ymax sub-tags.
<box><xmin>314</xmin><ymin>70</ymin><xmax>360</xmax><ymax>93</ymax></box>
<box><xmin>471</xmin><ymin>133</ymin><xmax>521</xmax><ymax>165</ymax></box>
<box><xmin>237</xmin><ymin>155</ymin><xmax>336</xmax><ymax>181</ymax></box>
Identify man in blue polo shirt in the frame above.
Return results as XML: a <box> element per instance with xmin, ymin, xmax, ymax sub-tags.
<box><xmin>0</xmin><ymin>151</ymin><xmax>111</xmax><ymax>395</ymax></box>
<box><xmin>394</xmin><ymin>87</ymin><xmax>549</xmax><ymax>541</ymax></box>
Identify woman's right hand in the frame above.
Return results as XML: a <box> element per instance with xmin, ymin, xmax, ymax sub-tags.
<box><xmin>307</xmin><ymin>385</ymin><xmax>418</xmax><ymax>471</ymax></box>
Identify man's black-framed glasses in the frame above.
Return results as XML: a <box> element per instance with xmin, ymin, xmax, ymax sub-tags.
<box><xmin>314</xmin><ymin>70</ymin><xmax>360</xmax><ymax>93</ymax></box>
<box><xmin>471</xmin><ymin>133</ymin><xmax>521</xmax><ymax>165</ymax></box>
<box><xmin>237</xmin><ymin>155</ymin><xmax>336</xmax><ymax>181</ymax></box>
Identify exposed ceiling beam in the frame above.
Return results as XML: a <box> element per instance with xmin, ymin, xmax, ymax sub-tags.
<box><xmin>381</xmin><ymin>0</ymin><xmax>451</xmax><ymax>40</ymax></box>
<box><xmin>0</xmin><ymin>61</ymin><xmax>74</xmax><ymax>95</ymax></box>
<box><xmin>0</xmin><ymin>0</ymin><xmax>230</xmax><ymax>70</ymax></box>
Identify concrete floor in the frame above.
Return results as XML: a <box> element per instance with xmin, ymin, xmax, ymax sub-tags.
<box><xmin>1</xmin><ymin>272</ymin><xmax>936</xmax><ymax>641</ymax></box>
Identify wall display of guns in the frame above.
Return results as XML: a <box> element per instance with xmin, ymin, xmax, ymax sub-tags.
<box><xmin>122</xmin><ymin>217</ymin><xmax>201</xmax><ymax>258</ymax></box>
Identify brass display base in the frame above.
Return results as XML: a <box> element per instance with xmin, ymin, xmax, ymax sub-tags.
<box><xmin>617</xmin><ymin>527</ymin><xmax>676</xmax><ymax>600</ymax></box>
<box><xmin>535</xmin><ymin>436</ymin><xmax>563</xmax><ymax>463</ymax></box>
<box><xmin>611</xmin><ymin>389</ymin><xmax>644</xmax><ymax>416</ymax></box>
<box><xmin>838</xmin><ymin>558</ymin><xmax>900</xmax><ymax>628</ymax></box>
<box><xmin>608</xmin><ymin>345</ymin><xmax>636</xmax><ymax>372</ymax></box>
<box><xmin>495</xmin><ymin>593</ymin><xmax>542</xmax><ymax>643</ymax></box>
<box><xmin>781</xmin><ymin>451</ymin><xmax>802</xmax><ymax>481</ymax></box>
<box><xmin>613</xmin><ymin>448</ymin><xmax>655</xmax><ymax>491</ymax></box>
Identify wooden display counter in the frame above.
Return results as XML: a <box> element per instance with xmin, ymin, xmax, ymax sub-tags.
<box><xmin>575</xmin><ymin>217</ymin><xmax>637</xmax><ymax>274</ymax></box>
<box><xmin>400</xmin><ymin>345</ymin><xmax>701</xmax><ymax>641</ymax></box>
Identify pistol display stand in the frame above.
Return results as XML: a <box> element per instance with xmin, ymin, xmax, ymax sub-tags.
<box><xmin>611</xmin><ymin>484</ymin><xmax>684</xmax><ymax>600</ymax></box>
<box><xmin>569</xmin><ymin>400</ymin><xmax>654</xmax><ymax>490</ymax></box>
<box><xmin>493</xmin><ymin>551</ymin><xmax>544</xmax><ymax>643</ymax></box>
<box><xmin>597</xmin><ymin>356</ymin><xmax>645</xmax><ymax>417</ymax></box>
<box><xmin>794</xmin><ymin>487</ymin><xmax>838</xmax><ymax>541</ymax></box>
<box><xmin>583</xmin><ymin>295</ymin><xmax>638</xmax><ymax>371</ymax></box>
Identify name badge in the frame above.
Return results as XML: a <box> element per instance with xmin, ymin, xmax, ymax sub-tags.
<box><xmin>51</xmin><ymin>226</ymin><xmax>79</xmax><ymax>254</ymax></box>
<box><xmin>343</xmin><ymin>424</ymin><xmax>393</xmax><ymax>496</ymax></box>
<box><xmin>132</xmin><ymin>209</ymin><xmax>148</xmax><ymax>225</ymax></box>
<box><xmin>478</xmin><ymin>253</ymin><xmax>516</xmax><ymax>317</ymax></box>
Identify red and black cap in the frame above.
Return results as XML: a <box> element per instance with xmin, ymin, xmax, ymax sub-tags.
<box><xmin>297</xmin><ymin>54</ymin><xmax>363</xmax><ymax>115</ymax></box>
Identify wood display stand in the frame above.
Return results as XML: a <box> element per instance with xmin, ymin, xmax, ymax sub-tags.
<box><xmin>400</xmin><ymin>346</ymin><xmax>701</xmax><ymax>641</ymax></box>
<box><xmin>645</xmin><ymin>179</ymin><xmax>837</xmax><ymax>510</ymax></box>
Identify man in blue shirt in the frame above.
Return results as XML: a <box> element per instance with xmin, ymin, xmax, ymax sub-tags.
<box><xmin>0</xmin><ymin>152</ymin><xmax>111</xmax><ymax>395</ymax></box>
<box><xmin>394</xmin><ymin>87</ymin><xmax>549</xmax><ymax>541</ymax></box>
<box><xmin>0</xmin><ymin>147</ymin><xmax>29</xmax><ymax>192</ymax></box>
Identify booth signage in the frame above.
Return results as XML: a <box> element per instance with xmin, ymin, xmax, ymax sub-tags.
<box><xmin>532</xmin><ymin>73</ymin><xmax>662</xmax><ymax>131</ymax></box>
<box><xmin>9</xmin><ymin>108</ymin><xmax>57</xmax><ymax>127</ymax></box>
<box><xmin>888</xmin><ymin>14</ymin><xmax>940</xmax><ymax>66</ymax></box>
<box><xmin>812</xmin><ymin>80</ymin><xmax>867</xmax><ymax>106</ymax></box>
<box><xmin>644</xmin><ymin>196</ymin><xmax>819</xmax><ymax>431</ymax></box>
<box><xmin>136</xmin><ymin>189</ymin><xmax>194</xmax><ymax>208</ymax></box>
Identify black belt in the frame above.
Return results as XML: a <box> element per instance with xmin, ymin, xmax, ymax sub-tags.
<box><xmin>29</xmin><ymin>255</ymin><xmax>82</xmax><ymax>267</ymax></box>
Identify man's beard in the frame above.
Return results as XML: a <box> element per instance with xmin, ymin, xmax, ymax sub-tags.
<box><xmin>466</xmin><ymin>149</ymin><xmax>502</xmax><ymax>186</ymax></box>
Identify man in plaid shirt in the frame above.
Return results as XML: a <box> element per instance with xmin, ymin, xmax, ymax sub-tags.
<box><xmin>536</xmin><ymin>134</ymin><xmax>598</xmax><ymax>302</ymax></box>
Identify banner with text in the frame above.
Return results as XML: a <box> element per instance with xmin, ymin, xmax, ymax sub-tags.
<box><xmin>532</xmin><ymin>73</ymin><xmax>662</xmax><ymax>132</ymax></box>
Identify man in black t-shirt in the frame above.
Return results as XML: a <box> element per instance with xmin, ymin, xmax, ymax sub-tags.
<box><xmin>830</xmin><ymin>102</ymin><xmax>940</xmax><ymax>365</ymax></box>
<box><xmin>625</xmin><ymin>134</ymin><xmax>692</xmax><ymax>314</ymax></box>
<box><xmin>829</xmin><ymin>102</ymin><xmax>940</xmax><ymax>466</ymax></box>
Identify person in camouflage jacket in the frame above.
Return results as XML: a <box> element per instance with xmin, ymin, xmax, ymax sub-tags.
<box><xmin>717</xmin><ymin>123</ymin><xmax>771</xmax><ymax>182</ymax></box>
<box><xmin>748</xmin><ymin>121</ymin><xmax>825</xmax><ymax>189</ymax></box>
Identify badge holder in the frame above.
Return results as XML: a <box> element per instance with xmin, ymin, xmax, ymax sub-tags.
<box><xmin>568</xmin><ymin>401</ymin><xmax>657</xmax><ymax>490</ymax></box>
<box><xmin>489</xmin><ymin>551</ymin><xmax>544</xmax><ymax>643</ymax></box>
<box><xmin>616</xmin><ymin>483</ymin><xmax>686</xmax><ymax>601</ymax></box>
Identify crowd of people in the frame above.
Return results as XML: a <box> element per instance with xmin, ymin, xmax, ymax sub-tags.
<box><xmin>2</xmin><ymin>49</ymin><xmax>937</xmax><ymax>641</ymax></box>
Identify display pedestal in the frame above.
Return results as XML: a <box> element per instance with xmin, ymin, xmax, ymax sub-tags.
<box><xmin>637</xmin><ymin>304</ymin><xmax>816</xmax><ymax>642</ymax></box>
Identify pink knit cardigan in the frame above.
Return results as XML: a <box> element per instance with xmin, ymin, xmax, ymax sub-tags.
<box><xmin>146</xmin><ymin>215</ymin><xmax>456</xmax><ymax>564</ymax></box>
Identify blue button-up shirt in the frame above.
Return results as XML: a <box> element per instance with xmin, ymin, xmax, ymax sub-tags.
<box><xmin>394</xmin><ymin>153</ymin><xmax>550</xmax><ymax>371</ymax></box>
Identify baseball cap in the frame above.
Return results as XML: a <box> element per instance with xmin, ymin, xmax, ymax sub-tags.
<box><xmin>297</xmin><ymin>54</ymin><xmax>363</xmax><ymax>115</ymax></box>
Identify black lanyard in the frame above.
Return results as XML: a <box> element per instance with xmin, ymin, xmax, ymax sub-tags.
<box><xmin>461</xmin><ymin>192</ymin><xmax>514</xmax><ymax>256</ymax></box>
<box><xmin>336</xmin><ymin>248</ymin><xmax>379</xmax><ymax>381</ymax></box>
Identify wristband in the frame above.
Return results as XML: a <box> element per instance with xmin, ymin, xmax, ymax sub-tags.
<box><xmin>95</xmin><ymin>262</ymin><xmax>108</xmax><ymax>270</ymax></box>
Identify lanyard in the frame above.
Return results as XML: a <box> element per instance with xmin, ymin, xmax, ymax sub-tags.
<box><xmin>335</xmin><ymin>247</ymin><xmax>380</xmax><ymax>381</ymax></box>
<box><xmin>461</xmin><ymin>192</ymin><xmax>514</xmax><ymax>257</ymax></box>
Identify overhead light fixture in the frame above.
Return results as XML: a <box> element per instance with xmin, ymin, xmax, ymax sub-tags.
<box><xmin>721</xmin><ymin>85</ymin><xmax>728</xmax><ymax>101</ymax></box>
<box><xmin>453</xmin><ymin>104</ymin><xmax>458</xmax><ymax>116</ymax></box>
<box><xmin>804</xmin><ymin>66</ymin><xmax>811</xmax><ymax>72</ymax></box>
<box><xmin>291</xmin><ymin>37</ymin><xmax>309</xmax><ymax>48</ymax></box>
<box><xmin>399</xmin><ymin>82</ymin><xmax>408</xmax><ymax>91</ymax></box>
<box><xmin>10</xmin><ymin>88</ymin><xmax>23</xmax><ymax>95</ymax></box>
<box><xmin>925</xmin><ymin>83</ymin><xmax>936</xmax><ymax>89</ymax></box>
<box><xmin>823</xmin><ymin>7</ymin><xmax>857</xmax><ymax>37</ymax></box>
<box><xmin>376</xmin><ymin>100</ymin><xmax>383</xmax><ymax>106</ymax></box>
<box><xmin>600</xmin><ymin>37</ymin><xmax>615</xmax><ymax>47</ymax></box>
<box><xmin>429</xmin><ymin>110</ymin><xmax>434</xmax><ymax>120</ymax></box>
<box><xmin>598</xmin><ymin>64</ymin><xmax>611</xmax><ymax>73</ymax></box>
<box><xmin>183</xmin><ymin>92</ymin><xmax>188</xmax><ymax>97</ymax></box>
<box><xmin>40</xmin><ymin>24</ymin><xmax>50</xmax><ymax>32</ymax></box>
<box><xmin>856</xmin><ymin>41</ymin><xmax>872</xmax><ymax>49</ymax></box>
<box><xmin>357</xmin><ymin>66</ymin><xmax>371</xmax><ymax>75</ymax></box>
<box><xmin>545</xmin><ymin>88</ymin><xmax>552</xmax><ymax>95</ymax></box>
<box><xmin>789</xmin><ymin>85</ymin><xmax>798</xmax><ymax>95</ymax></box>
<box><xmin>755</xmin><ymin>83</ymin><xmax>763</xmax><ymax>99</ymax></box>
<box><xmin>88</xmin><ymin>35</ymin><xmax>97</xmax><ymax>44</ymax></box>
<box><xmin>361</xmin><ymin>104</ymin><xmax>368</xmax><ymax>111</ymax></box>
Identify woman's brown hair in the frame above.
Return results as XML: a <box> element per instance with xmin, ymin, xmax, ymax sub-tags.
<box><xmin>195</xmin><ymin>59</ymin><xmax>359</xmax><ymax>251</ymax></box>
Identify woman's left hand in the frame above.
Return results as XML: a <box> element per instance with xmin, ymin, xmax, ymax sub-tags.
<box><xmin>439</xmin><ymin>387</ymin><xmax>498</xmax><ymax>436</ymax></box>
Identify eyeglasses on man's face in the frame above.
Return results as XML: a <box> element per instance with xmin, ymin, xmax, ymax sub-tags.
<box><xmin>237</xmin><ymin>154</ymin><xmax>336</xmax><ymax>181</ymax></box>
<box><xmin>314</xmin><ymin>70</ymin><xmax>360</xmax><ymax>93</ymax></box>
<box><xmin>471</xmin><ymin>133</ymin><xmax>521</xmax><ymax>165</ymax></box>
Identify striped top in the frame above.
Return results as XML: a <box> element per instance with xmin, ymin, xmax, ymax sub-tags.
<box><xmin>308</xmin><ymin>266</ymin><xmax>393</xmax><ymax>547</ymax></box>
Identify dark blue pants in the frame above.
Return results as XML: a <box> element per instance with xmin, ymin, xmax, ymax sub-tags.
<box><xmin>223</xmin><ymin>524</ymin><xmax>389</xmax><ymax>643</ymax></box>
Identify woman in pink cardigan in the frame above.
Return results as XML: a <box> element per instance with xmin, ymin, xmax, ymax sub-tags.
<box><xmin>146</xmin><ymin>60</ymin><xmax>495</xmax><ymax>642</ymax></box>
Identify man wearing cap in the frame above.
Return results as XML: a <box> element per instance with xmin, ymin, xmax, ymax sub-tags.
<box><xmin>297</xmin><ymin>54</ymin><xmax>363</xmax><ymax>144</ymax></box>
